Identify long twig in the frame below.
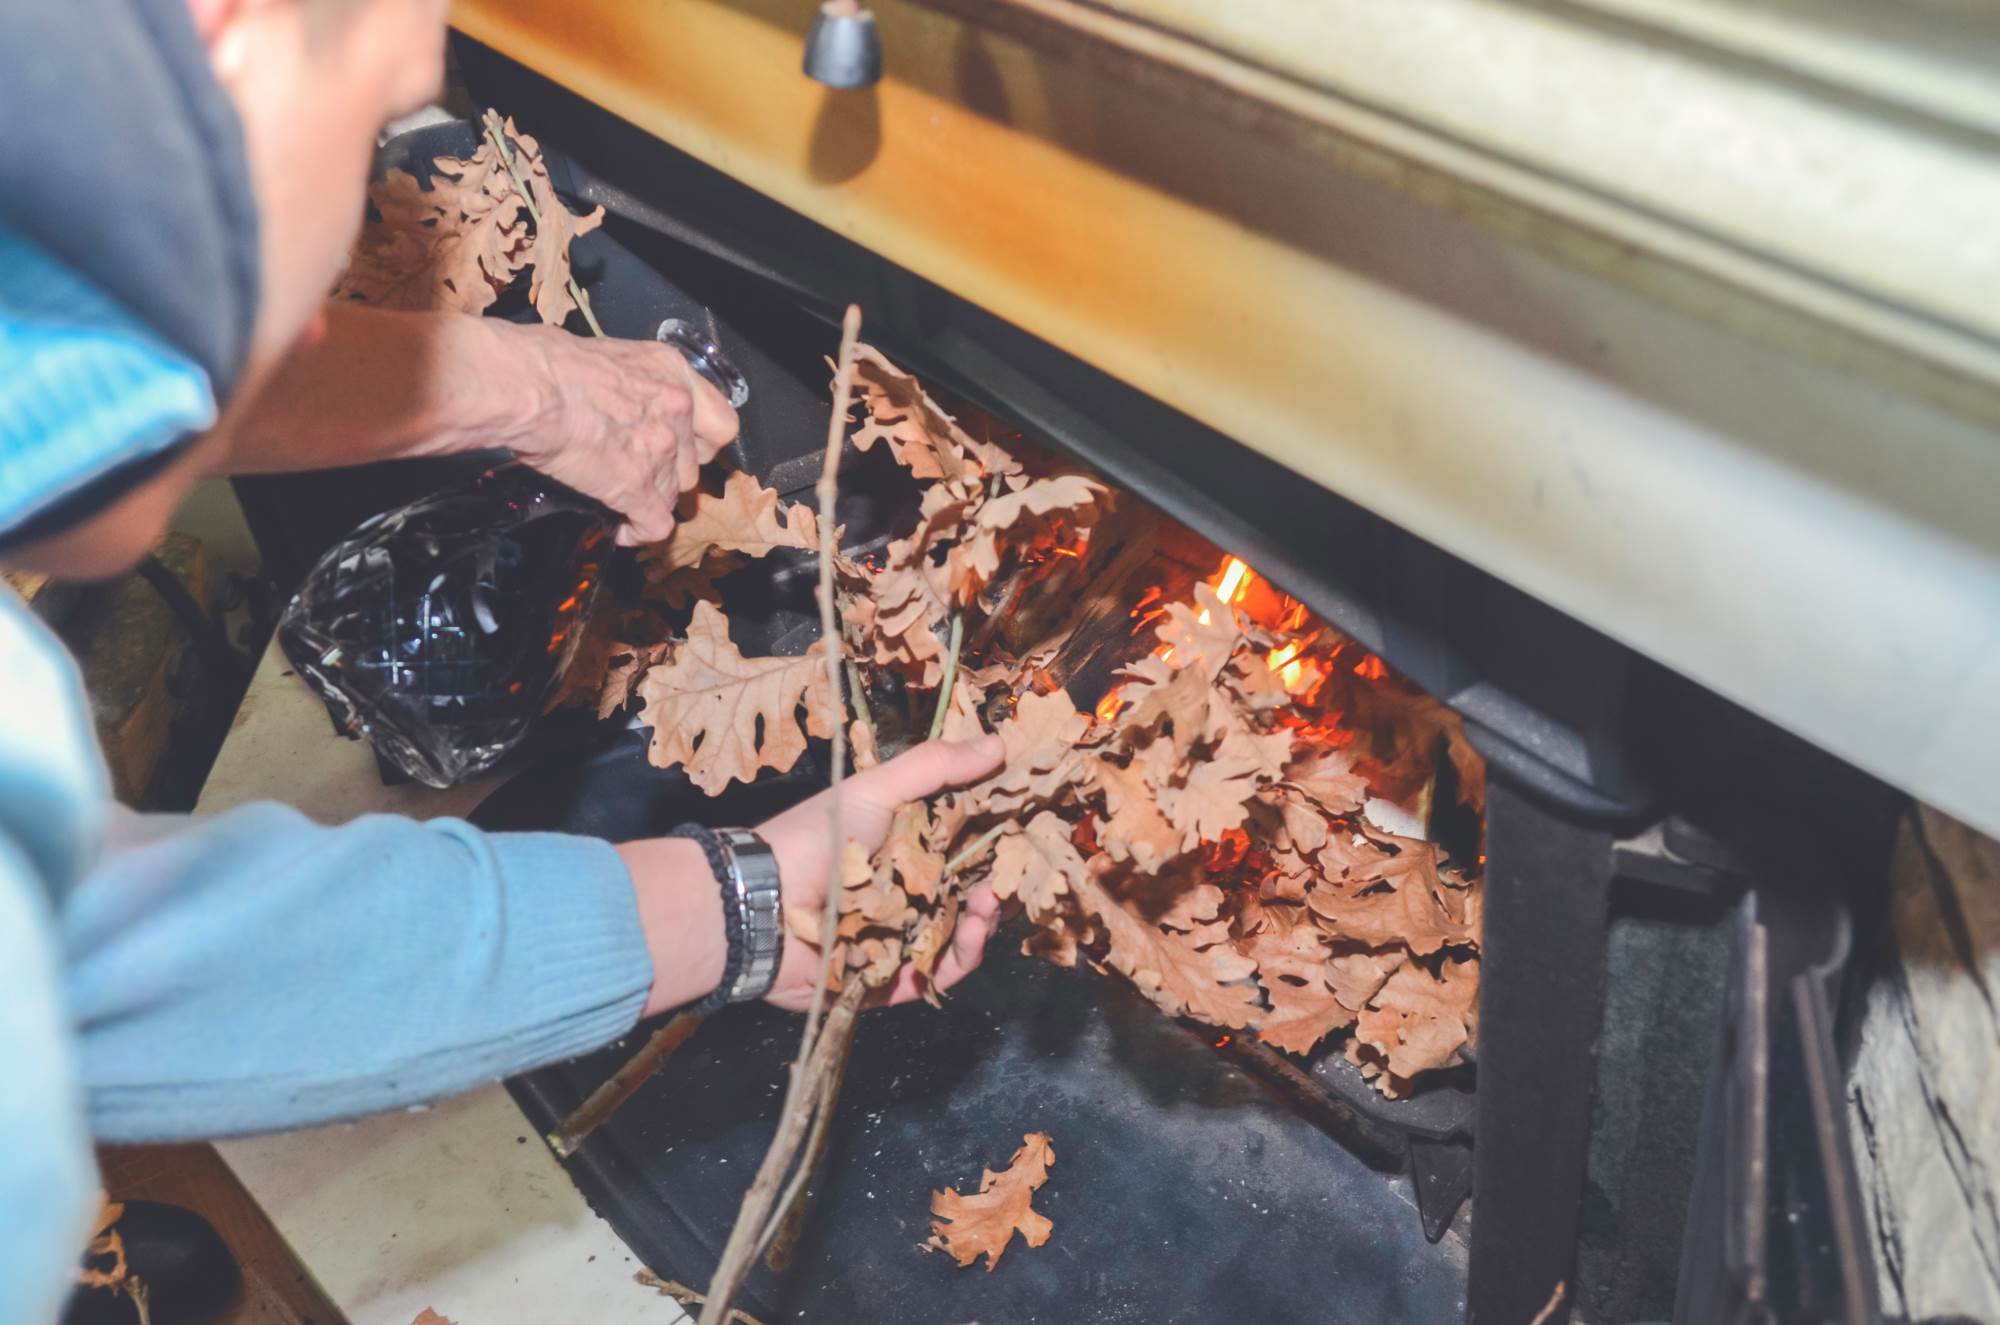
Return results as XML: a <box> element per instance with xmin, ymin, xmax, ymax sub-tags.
<box><xmin>480</xmin><ymin>109</ymin><xmax>606</xmax><ymax>338</ymax></box>
<box><xmin>758</xmin><ymin>983</ymin><xmax>863</xmax><ymax>1265</ymax></box>
<box><xmin>804</xmin><ymin>303</ymin><xmax>862</xmax><ymax>1043</ymax></box>
<box><xmin>545</xmin><ymin>1012</ymin><xmax>704</xmax><ymax>1157</ymax></box>
<box><xmin>697</xmin><ymin>981</ymin><xmax>866</xmax><ymax>1325</ymax></box>
<box><xmin>697</xmin><ymin>306</ymin><xmax>864</xmax><ymax>1325</ymax></box>
<box><xmin>926</xmin><ymin>613</ymin><xmax>965</xmax><ymax>742</ymax></box>
<box><xmin>637</xmin><ymin>1271</ymin><xmax>767</xmax><ymax>1325</ymax></box>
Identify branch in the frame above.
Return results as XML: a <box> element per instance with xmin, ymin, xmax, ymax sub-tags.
<box><xmin>805</xmin><ymin>302</ymin><xmax>862</xmax><ymax>1036</ymax></box>
<box><xmin>637</xmin><ymin>1271</ymin><xmax>768</xmax><ymax>1325</ymax></box>
<box><xmin>696</xmin><ymin>980</ymin><xmax>866</xmax><ymax>1325</ymax></box>
<box><xmin>545</xmin><ymin>1012</ymin><xmax>704</xmax><ymax>1158</ymax></box>
<box><xmin>697</xmin><ymin>306</ymin><xmax>864</xmax><ymax>1325</ymax></box>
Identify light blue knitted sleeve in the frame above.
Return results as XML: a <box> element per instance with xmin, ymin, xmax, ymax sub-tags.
<box><xmin>63</xmin><ymin>803</ymin><xmax>652</xmax><ymax>1142</ymax></box>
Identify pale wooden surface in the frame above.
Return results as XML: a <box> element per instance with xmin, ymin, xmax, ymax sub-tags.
<box><xmin>1849</xmin><ymin>806</ymin><xmax>2000</xmax><ymax>1320</ymax></box>
<box><xmin>197</xmin><ymin>640</ymin><xmax>688</xmax><ymax>1325</ymax></box>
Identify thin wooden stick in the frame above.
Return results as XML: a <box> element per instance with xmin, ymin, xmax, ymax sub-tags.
<box><xmin>926</xmin><ymin>612</ymin><xmax>965</xmax><ymax>741</ymax></box>
<box><xmin>545</xmin><ymin>1012</ymin><xmax>704</xmax><ymax>1157</ymax></box>
<box><xmin>697</xmin><ymin>980</ymin><xmax>866</xmax><ymax>1325</ymax></box>
<box><xmin>759</xmin><ymin>987</ymin><xmax>862</xmax><ymax>1266</ymax></box>
<box><xmin>804</xmin><ymin>303</ymin><xmax>862</xmax><ymax>1035</ymax></box>
<box><xmin>697</xmin><ymin>306</ymin><xmax>864</xmax><ymax>1325</ymax></box>
<box><xmin>637</xmin><ymin>1270</ymin><xmax>768</xmax><ymax>1325</ymax></box>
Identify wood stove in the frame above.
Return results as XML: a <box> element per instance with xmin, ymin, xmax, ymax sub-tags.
<box><xmin>237</xmin><ymin>10</ymin><xmax>2000</xmax><ymax>1316</ymax></box>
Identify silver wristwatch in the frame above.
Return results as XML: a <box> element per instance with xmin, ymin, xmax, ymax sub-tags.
<box><xmin>716</xmin><ymin>827</ymin><xmax>784</xmax><ymax>1004</ymax></box>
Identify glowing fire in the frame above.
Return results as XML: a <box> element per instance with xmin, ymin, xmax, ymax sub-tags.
<box><xmin>1089</xmin><ymin>552</ymin><xmax>1347</xmax><ymax>727</ymax></box>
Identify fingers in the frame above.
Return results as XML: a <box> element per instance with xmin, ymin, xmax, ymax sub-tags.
<box><xmin>847</xmin><ymin>736</ymin><xmax>1006</xmax><ymax>815</ymax></box>
<box><xmin>685</xmin><ymin>366</ymin><xmax>739</xmax><ymax>457</ymax></box>
<box><xmin>884</xmin><ymin>888</ymin><xmax>999</xmax><ymax>1005</ymax></box>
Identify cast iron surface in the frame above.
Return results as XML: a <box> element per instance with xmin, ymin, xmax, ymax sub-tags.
<box><xmin>474</xmin><ymin>732</ymin><xmax>1467</xmax><ymax>1325</ymax></box>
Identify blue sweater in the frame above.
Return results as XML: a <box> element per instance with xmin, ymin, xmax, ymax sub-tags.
<box><xmin>0</xmin><ymin>231</ymin><xmax>651</xmax><ymax>1325</ymax></box>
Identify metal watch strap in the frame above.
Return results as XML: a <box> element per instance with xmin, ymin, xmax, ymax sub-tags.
<box><xmin>668</xmin><ymin>825</ymin><xmax>784</xmax><ymax>1012</ymax></box>
<box><xmin>716</xmin><ymin>827</ymin><xmax>783</xmax><ymax>1004</ymax></box>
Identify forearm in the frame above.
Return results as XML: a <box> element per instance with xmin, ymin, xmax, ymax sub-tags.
<box><xmin>212</xmin><ymin>301</ymin><xmax>552</xmax><ymax>475</ymax></box>
<box><xmin>63</xmin><ymin>803</ymin><xmax>728</xmax><ymax>1141</ymax></box>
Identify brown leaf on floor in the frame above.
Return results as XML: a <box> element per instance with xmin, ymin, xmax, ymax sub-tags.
<box><xmin>926</xmin><ymin>1132</ymin><xmax>1057</xmax><ymax>1271</ymax></box>
<box><xmin>411</xmin><ymin>1311</ymin><xmax>458</xmax><ymax>1325</ymax></box>
<box><xmin>636</xmin><ymin>601</ymin><xmax>835</xmax><ymax>794</ymax></box>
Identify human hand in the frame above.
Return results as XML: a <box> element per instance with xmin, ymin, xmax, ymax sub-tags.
<box><xmin>755</xmin><ymin>736</ymin><xmax>1007</xmax><ymax>1012</ymax></box>
<box><xmin>502</xmin><ymin>322</ymin><xmax>739</xmax><ymax>545</ymax></box>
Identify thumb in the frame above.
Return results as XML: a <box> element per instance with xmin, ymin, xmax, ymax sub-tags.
<box><xmin>848</xmin><ymin>735</ymin><xmax>1004</xmax><ymax>812</ymax></box>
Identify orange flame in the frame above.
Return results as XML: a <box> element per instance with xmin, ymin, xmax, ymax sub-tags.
<box><xmin>1095</xmin><ymin>687</ymin><xmax>1125</xmax><ymax>724</ymax></box>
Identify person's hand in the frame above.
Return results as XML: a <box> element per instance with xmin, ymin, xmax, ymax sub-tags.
<box><xmin>616</xmin><ymin>736</ymin><xmax>1006</xmax><ymax>1019</ymax></box>
<box><xmin>502</xmin><ymin>322</ymin><xmax>739</xmax><ymax>545</ymax></box>
<box><xmin>756</xmin><ymin>735</ymin><xmax>1007</xmax><ymax>1011</ymax></box>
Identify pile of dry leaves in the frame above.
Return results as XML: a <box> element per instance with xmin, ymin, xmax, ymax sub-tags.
<box><xmin>574</xmin><ymin>344</ymin><xmax>1484</xmax><ymax>1096</ymax></box>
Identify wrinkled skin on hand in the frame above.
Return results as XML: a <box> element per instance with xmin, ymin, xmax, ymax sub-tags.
<box><xmin>508</xmin><ymin>325</ymin><xmax>740</xmax><ymax>545</ymax></box>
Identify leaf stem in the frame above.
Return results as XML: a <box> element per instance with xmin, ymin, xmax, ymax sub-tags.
<box><xmin>926</xmin><ymin>612</ymin><xmax>965</xmax><ymax>742</ymax></box>
<box><xmin>947</xmin><ymin>823</ymin><xmax>1007</xmax><ymax>874</ymax></box>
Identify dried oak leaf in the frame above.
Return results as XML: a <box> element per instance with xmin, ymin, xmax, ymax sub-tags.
<box><xmin>926</xmin><ymin>1132</ymin><xmax>1056</xmax><ymax>1271</ymax></box>
<box><xmin>496</xmin><ymin>120</ymin><xmax>606</xmax><ymax>327</ymax></box>
<box><xmin>987</xmin><ymin>811</ymin><xmax>1089</xmax><ymax>924</ymax></box>
<box><xmin>1153</xmin><ymin>724</ymin><xmax>1293</xmax><ymax>850</ymax></box>
<box><xmin>1328</xmin><ymin>946</ymin><xmax>1407</xmax><ymax>1013</ymax></box>
<box><xmin>335</xmin><ymin>118</ymin><xmax>602</xmax><ymax>326</ymax></box>
<box><xmin>938</xmin><ymin>671</ymin><xmax>990</xmax><ymax>743</ymax></box>
<box><xmin>840</xmin><ymin>817</ymin><xmax>924</xmax><ymax>940</ymax></box>
<box><xmin>1305</xmin><ymin>836</ymin><xmax>1474</xmax><ymax>955</ymax></box>
<box><xmin>643</xmin><ymin>469</ymin><xmax>821</xmax><ymax>578</ymax></box>
<box><xmin>1284</xmin><ymin>746</ymin><xmax>1369</xmax><ymax>816</ymax></box>
<box><xmin>1251</xmin><ymin>926</ymin><xmax>1356</xmax><ymax>1056</ymax></box>
<box><xmin>636</xmin><ymin>601</ymin><xmax>835</xmax><ymax>794</ymax></box>
<box><xmin>337</xmin><ymin>145</ymin><xmax>521</xmax><ymax>315</ymax></box>
<box><xmin>1113</xmin><ymin>653</ymin><xmax>1230</xmax><ymax>753</ymax></box>
<box><xmin>1153</xmin><ymin>583</ymin><xmax>1248</xmax><ymax>682</ymax></box>
<box><xmin>1075</xmin><ymin>864</ymin><xmax>1262</xmax><ymax>1029</ymax></box>
<box><xmin>944</xmin><ymin>474</ymin><xmax>1111</xmax><ymax>603</ymax></box>
<box><xmin>1087</xmin><ymin>757</ymin><xmax>1183</xmax><ymax>872</ymax></box>
<box><xmin>1355</xmin><ymin>955</ymin><xmax>1478</xmax><ymax>1083</ymax></box>
<box><xmin>411</xmin><ymin>1313</ymin><xmax>458</xmax><ymax>1325</ymax></box>
<box><xmin>964</xmin><ymin>689</ymin><xmax>1091</xmax><ymax>816</ymax></box>
<box><xmin>847</xmin><ymin>345</ymin><xmax>1024</xmax><ymax>482</ymax></box>
<box><xmin>907</xmin><ymin>890</ymin><xmax>961</xmax><ymax>992</ymax></box>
